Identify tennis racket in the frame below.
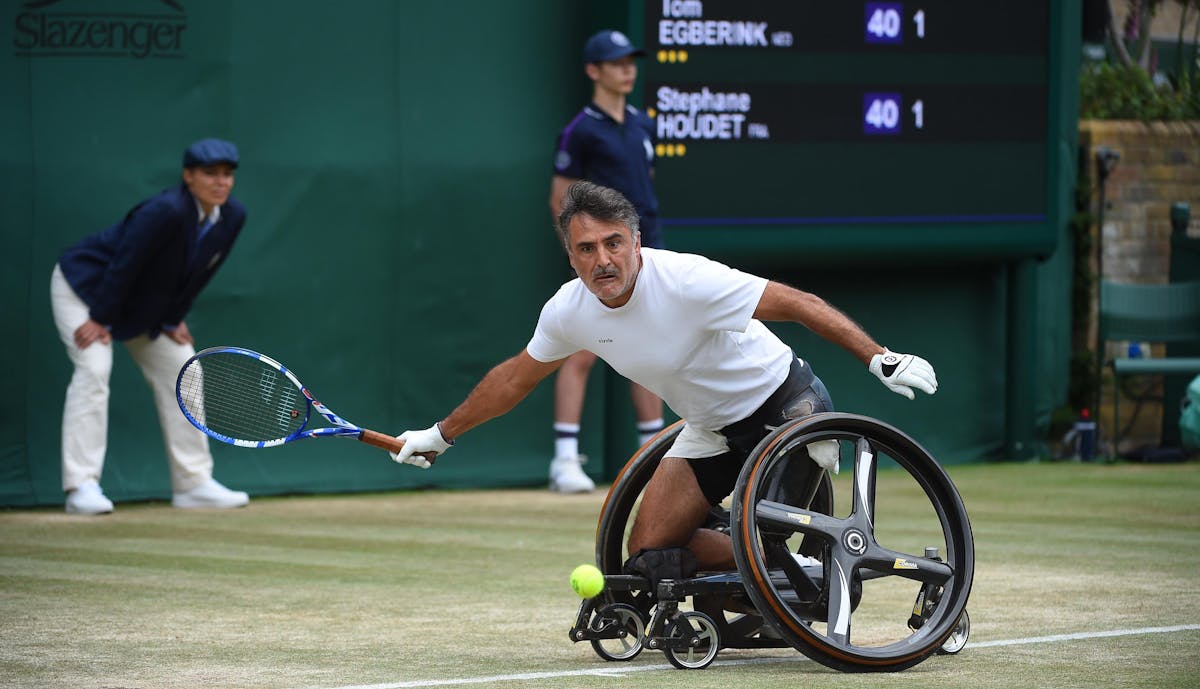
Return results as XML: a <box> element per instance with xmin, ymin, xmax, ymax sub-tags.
<box><xmin>176</xmin><ymin>346</ymin><xmax>419</xmax><ymax>458</ymax></box>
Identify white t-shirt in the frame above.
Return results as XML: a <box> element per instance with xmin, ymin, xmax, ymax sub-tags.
<box><xmin>527</xmin><ymin>248</ymin><xmax>795</xmax><ymax>430</ymax></box>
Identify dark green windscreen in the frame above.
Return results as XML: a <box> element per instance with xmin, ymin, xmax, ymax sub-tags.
<box><xmin>0</xmin><ymin>0</ymin><xmax>1079</xmax><ymax>505</ymax></box>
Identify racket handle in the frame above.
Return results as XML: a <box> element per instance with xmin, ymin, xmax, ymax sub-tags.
<box><xmin>359</xmin><ymin>429</ymin><xmax>405</xmax><ymax>452</ymax></box>
<box><xmin>358</xmin><ymin>429</ymin><xmax>437</xmax><ymax>465</ymax></box>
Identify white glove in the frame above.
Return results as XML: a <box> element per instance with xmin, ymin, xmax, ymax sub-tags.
<box><xmin>869</xmin><ymin>348</ymin><xmax>938</xmax><ymax>400</ymax></box>
<box><xmin>389</xmin><ymin>423</ymin><xmax>453</xmax><ymax>469</ymax></box>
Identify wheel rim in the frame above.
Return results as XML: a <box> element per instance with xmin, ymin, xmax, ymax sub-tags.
<box><xmin>665</xmin><ymin>611</ymin><xmax>720</xmax><ymax>669</ymax></box>
<box><xmin>733</xmin><ymin>413</ymin><xmax>974</xmax><ymax>671</ymax></box>
<box><xmin>589</xmin><ymin>603</ymin><xmax>646</xmax><ymax>661</ymax></box>
<box><xmin>939</xmin><ymin>610</ymin><xmax>970</xmax><ymax>654</ymax></box>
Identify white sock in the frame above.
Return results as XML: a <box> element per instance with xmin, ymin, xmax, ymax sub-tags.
<box><xmin>637</xmin><ymin>418</ymin><xmax>665</xmax><ymax>446</ymax></box>
<box><xmin>554</xmin><ymin>422</ymin><xmax>580</xmax><ymax>459</ymax></box>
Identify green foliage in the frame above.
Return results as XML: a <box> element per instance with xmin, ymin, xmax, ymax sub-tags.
<box><xmin>1080</xmin><ymin>62</ymin><xmax>1200</xmax><ymax>120</ymax></box>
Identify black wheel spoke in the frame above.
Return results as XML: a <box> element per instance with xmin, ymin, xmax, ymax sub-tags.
<box><xmin>861</xmin><ymin>545</ymin><xmax>954</xmax><ymax>585</ymax></box>
<box><xmin>825</xmin><ymin>556</ymin><xmax>854</xmax><ymax>645</ymax></box>
<box><xmin>850</xmin><ymin>437</ymin><xmax>877</xmax><ymax>530</ymax></box>
<box><xmin>755</xmin><ymin>499</ymin><xmax>844</xmax><ymax>540</ymax></box>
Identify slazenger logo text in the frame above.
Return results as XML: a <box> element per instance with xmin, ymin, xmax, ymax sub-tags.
<box><xmin>13</xmin><ymin>0</ymin><xmax>187</xmax><ymax>59</ymax></box>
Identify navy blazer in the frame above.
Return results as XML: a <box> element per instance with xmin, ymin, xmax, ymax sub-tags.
<box><xmin>58</xmin><ymin>183</ymin><xmax>246</xmax><ymax>341</ymax></box>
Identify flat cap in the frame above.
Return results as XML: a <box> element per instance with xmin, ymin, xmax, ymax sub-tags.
<box><xmin>183</xmin><ymin>138</ymin><xmax>239</xmax><ymax>168</ymax></box>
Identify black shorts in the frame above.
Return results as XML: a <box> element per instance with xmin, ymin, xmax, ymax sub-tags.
<box><xmin>688</xmin><ymin>358</ymin><xmax>835</xmax><ymax>505</ymax></box>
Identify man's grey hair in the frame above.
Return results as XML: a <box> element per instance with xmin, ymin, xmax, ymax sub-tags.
<box><xmin>555</xmin><ymin>180</ymin><xmax>641</xmax><ymax>249</ymax></box>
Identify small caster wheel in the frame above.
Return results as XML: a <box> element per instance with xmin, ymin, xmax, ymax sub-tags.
<box><xmin>590</xmin><ymin>603</ymin><xmax>646</xmax><ymax>661</ymax></box>
<box><xmin>938</xmin><ymin>610</ymin><xmax>970</xmax><ymax>655</ymax></box>
<box><xmin>664</xmin><ymin>611</ymin><xmax>720</xmax><ymax>669</ymax></box>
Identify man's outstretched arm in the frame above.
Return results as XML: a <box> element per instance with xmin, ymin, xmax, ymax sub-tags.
<box><xmin>754</xmin><ymin>281</ymin><xmax>883</xmax><ymax>363</ymax></box>
<box><xmin>391</xmin><ymin>350</ymin><xmax>564</xmax><ymax>466</ymax></box>
<box><xmin>754</xmin><ymin>281</ymin><xmax>937</xmax><ymax>399</ymax></box>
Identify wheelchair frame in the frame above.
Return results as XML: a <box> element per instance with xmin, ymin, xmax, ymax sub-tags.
<box><xmin>569</xmin><ymin>412</ymin><xmax>974</xmax><ymax>671</ymax></box>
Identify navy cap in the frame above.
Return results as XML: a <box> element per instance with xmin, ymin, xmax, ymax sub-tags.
<box><xmin>583</xmin><ymin>30</ymin><xmax>645</xmax><ymax>63</ymax></box>
<box><xmin>183</xmin><ymin>138</ymin><xmax>239</xmax><ymax>169</ymax></box>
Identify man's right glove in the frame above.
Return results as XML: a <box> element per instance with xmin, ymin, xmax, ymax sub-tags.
<box><xmin>869</xmin><ymin>348</ymin><xmax>938</xmax><ymax>400</ymax></box>
<box><xmin>389</xmin><ymin>423</ymin><xmax>453</xmax><ymax>469</ymax></box>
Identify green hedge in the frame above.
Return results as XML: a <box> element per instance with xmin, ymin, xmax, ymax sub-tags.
<box><xmin>1080</xmin><ymin>62</ymin><xmax>1200</xmax><ymax>120</ymax></box>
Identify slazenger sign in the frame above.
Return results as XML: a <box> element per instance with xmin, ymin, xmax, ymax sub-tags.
<box><xmin>12</xmin><ymin>0</ymin><xmax>187</xmax><ymax>59</ymax></box>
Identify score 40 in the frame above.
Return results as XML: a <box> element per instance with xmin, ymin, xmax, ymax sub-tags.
<box><xmin>863</xmin><ymin>93</ymin><xmax>925</xmax><ymax>134</ymax></box>
<box><xmin>865</xmin><ymin>3</ymin><xmax>926</xmax><ymax>44</ymax></box>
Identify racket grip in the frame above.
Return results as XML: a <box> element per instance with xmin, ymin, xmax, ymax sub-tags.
<box><xmin>358</xmin><ymin>429</ymin><xmax>437</xmax><ymax>464</ymax></box>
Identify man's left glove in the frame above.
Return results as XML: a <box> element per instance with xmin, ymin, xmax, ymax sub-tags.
<box><xmin>389</xmin><ymin>423</ymin><xmax>453</xmax><ymax>469</ymax></box>
<box><xmin>869</xmin><ymin>349</ymin><xmax>938</xmax><ymax>400</ymax></box>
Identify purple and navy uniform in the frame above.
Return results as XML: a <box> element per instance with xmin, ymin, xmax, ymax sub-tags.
<box><xmin>553</xmin><ymin>103</ymin><xmax>662</xmax><ymax>249</ymax></box>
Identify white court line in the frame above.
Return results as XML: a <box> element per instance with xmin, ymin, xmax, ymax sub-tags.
<box><xmin>967</xmin><ymin>623</ymin><xmax>1200</xmax><ymax>648</ymax></box>
<box><xmin>322</xmin><ymin>623</ymin><xmax>1200</xmax><ymax>689</ymax></box>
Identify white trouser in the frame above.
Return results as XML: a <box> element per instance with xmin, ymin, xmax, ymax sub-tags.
<box><xmin>50</xmin><ymin>264</ymin><xmax>212</xmax><ymax>493</ymax></box>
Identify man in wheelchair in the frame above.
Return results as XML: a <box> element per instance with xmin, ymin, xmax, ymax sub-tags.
<box><xmin>390</xmin><ymin>180</ymin><xmax>937</xmax><ymax>581</ymax></box>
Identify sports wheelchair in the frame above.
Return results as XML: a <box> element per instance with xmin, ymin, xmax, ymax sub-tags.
<box><xmin>569</xmin><ymin>413</ymin><xmax>973</xmax><ymax>671</ymax></box>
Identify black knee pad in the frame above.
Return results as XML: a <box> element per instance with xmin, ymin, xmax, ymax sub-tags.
<box><xmin>623</xmin><ymin>546</ymin><xmax>699</xmax><ymax>592</ymax></box>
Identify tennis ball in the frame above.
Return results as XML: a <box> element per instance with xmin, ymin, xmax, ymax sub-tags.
<box><xmin>570</xmin><ymin>563</ymin><xmax>605</xmax><ymax>598</ymax></box>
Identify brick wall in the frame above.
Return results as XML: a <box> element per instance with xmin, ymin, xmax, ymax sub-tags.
<box><xmin>1077</xmin><ymin>120</ymin><xmax>1200</xmax><ymax>451</ymax></box>
<box><xmin>1079</xmin><ymin>120</ymin><xmax>1200</xmax><ymax>284</ymax></box>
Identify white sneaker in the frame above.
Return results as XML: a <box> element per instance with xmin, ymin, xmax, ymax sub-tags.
<box><xmin>549</xmin><ymin>455</ymin><xmax>595</xmax><ymax>493</ymax></box>
<box><xmin>791</xmin><ymin>552</ymin><xmax>821</xmax><ymax>569</ymax></box>
<box><xmin>172</xmin><ymin>478</ymin><xmax>249</xmax><ymax>509</ymax></box>
<box><xmin>65</xmin><ymin>480</ymin><xmax>113</xmax><ymax>515</ymax></box>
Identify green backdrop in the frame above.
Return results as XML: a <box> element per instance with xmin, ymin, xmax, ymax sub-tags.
<box><xmin>1</xmin><ymin>0</ymin><xmax>1080</xmax><ymax>507</ymax></box>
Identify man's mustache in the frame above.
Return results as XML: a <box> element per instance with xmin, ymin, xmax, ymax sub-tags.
<box><xmin>593</xmin><ymin>266</ymin><xmax>618</xmax><ymax>278</ymax></box>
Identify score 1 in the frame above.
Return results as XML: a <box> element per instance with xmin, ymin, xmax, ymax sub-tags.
<box><xmin>865</xmin><ymin>3</ymin><xmax>927</xmax><ymax>44</ymax></box>
<box><xmin>863</xmin><ymin>93</ymin><xmax>926</xmax><ymax>135</ymax></box>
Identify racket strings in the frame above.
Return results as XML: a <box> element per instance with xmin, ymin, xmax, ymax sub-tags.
<box><xmin>179</xmin><ymin>353</ymin><xmax>306</xmax><ymax>442</ymax></box>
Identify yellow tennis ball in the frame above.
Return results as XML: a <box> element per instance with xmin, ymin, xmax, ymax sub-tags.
<box><xmin>570</xmin><ymin>563</ymin><xmax>605</xmax><ymax>598</ymax></box>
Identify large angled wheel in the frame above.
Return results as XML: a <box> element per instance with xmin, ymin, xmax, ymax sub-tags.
<box><xmin>593</xmin><ymin>420</ymin><xmax>835</xmax><ymax>644</ymax></box>
<box><xmin>731</xmin><ymin>413</ymin><xmax>974</xmax><ymax>672</ymax></box>
<box><xmin>594</xmin><ymin>421</ymin><xmax>686</xmax><ymax>577</ymax></box>
<box><xmin>592</xmin><ymin>424</ymin><xmax>830</xmax><ymax>580</ymax></box>
<box><xmin>595</xmin><ymin>421</ymin><xmax>833</xmax><ymax>575</ymax></box>
<box><xmin>590</xmin><ymin>422</ymin><xmax>686</xmax><ymax>622</ymax></box>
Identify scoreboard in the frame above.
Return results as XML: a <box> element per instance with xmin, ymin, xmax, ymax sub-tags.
<box><xmin>637</xmin><ymin>0</ymin><xmax>1070</xmax><ymax>259</ymax></box>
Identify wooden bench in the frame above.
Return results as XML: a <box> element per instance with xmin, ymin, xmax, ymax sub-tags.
<box><xmin>1099</xmin><ymin>280</ymin><xmax>1200</xmax><ymax>454</ymax></box>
